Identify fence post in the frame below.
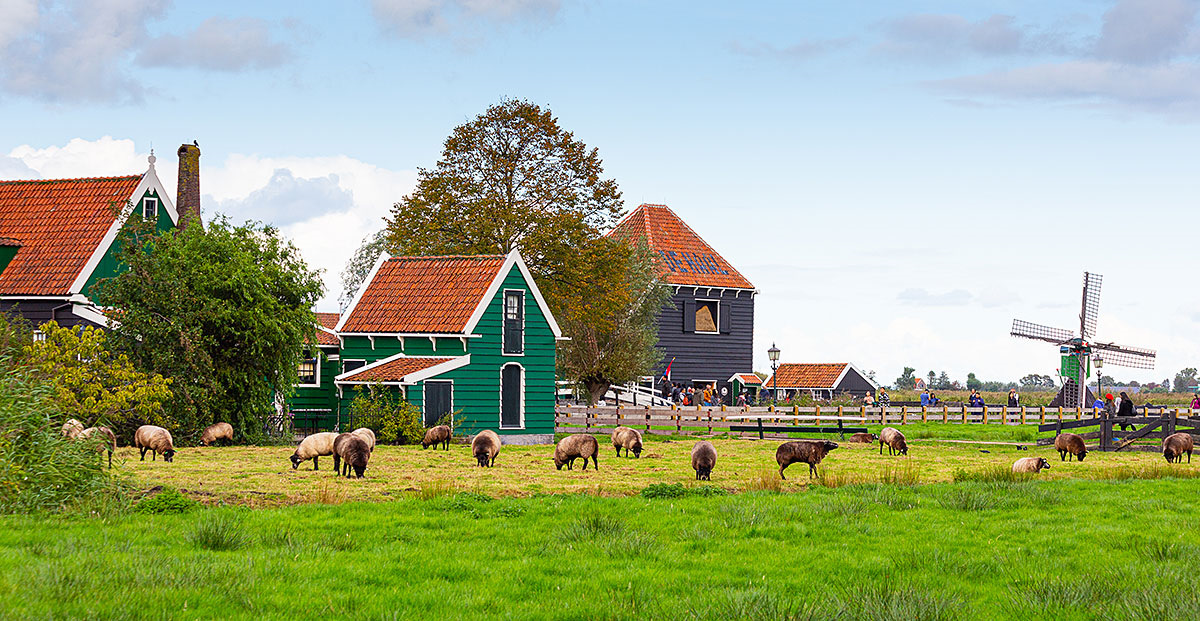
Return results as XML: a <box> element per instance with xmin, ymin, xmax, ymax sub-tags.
<box><xmin>943</xmin><ymin>405</ymin><xmax>948</xmax><ymax>423</ymax></box>
<box><xmin>708</xmin><ymin>409</ymin><xmax>713</xmax><ymax>435</ymax></box>
<box><xmin>962</xmin><ymin>405</ymin><xmax>967</xmax><ymax>425</ymax></box>
<box><xmin>1021</xmin><ymin>406</ymin><xmax>1026</xmax><ymax>425</ymax></box>
<box><xmin>1039</xmin><ymin>406</ymin><xmax>1045</xmax><ymax>425</ymax></box>
<box><xmin>983</xmin><ymin>406</ymin><xmax>988</xmax><ymax>425</ymax></box>
<box><xmin>901</xmin><ymin>406</ymin><xmax>908</xmax><ymax>425</ymax></box>
<box><xmin>645</xmin><ymin>405</ymin><xmax>651</xmax><ymax>432</ymax></box>
<box><xmin>814</xmin><ymin>405</ymin><xmax>820</xmax><ymax>426</ymax></box>
<box><xmin>757</xmin><ymin>417</ymin><xmax>764</xmax><ymax>440</ymax></box>
<box><xmin>922</xmin><ymin>407</ymin><xmax>928</xmax><ymax>423</ymax></box>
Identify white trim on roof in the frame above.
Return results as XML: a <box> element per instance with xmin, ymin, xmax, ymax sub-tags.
<box><xmin>727</xmin><ymin>373</ymin><xmax>762</xmax><ymax>385</ymax></box>
<box><xmin>70</xmin><ymin>303</ymin><xmax>110</xmax><ymax>327</ymax></box>
<box><xmin>334</xmin><ymin>352</ymin><xmax>471</xmax><ymax>385</ymax></box>
<box><xmin>338</xmin><ymin>331</ymin><xmax>482</xmax><ymax>339</ymax></box>
<box><xmin>462</xmin><ymin>248</ymin><xmax>563</xmax><ymax>339</ymax></box>
<box><xmin>846</xmin><ymin>362</ymin><xmax>880</xmax><ymax>390</ymax></box>
<box><xmin>335</xmin><ymin>252</ymin><xmax>390</xmax><ymax>333</ymax></box>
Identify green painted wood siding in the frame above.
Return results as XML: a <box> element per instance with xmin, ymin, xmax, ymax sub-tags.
<box><xmin>82</xmin><ymin>188</ymin><xmax>175</xmax><ymax>297</ymax></box>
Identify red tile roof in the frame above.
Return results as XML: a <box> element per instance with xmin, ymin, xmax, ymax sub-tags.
<box><xmin>0</xmin><ymin>175</ymin><xmax>142</xmax><ymax>295</ymax></box>
<box><xmin>736</xmin><ymin>373</ymin><xmax>763</xmax><ymax>385</ymax></box>
<box><xmin>762</xmin><ymin>363</ymin><xmax>849</xmax><ymax>389</ymax></box>
<box><xmin>608</xmin><ymin>204</ymin><xmax>754</xmax><ymax>289</ymax></box>
<box><xmin>339</xmin><ymin>356</ymin><xmax>457</xmax><ymax>383</ymax></box>
<box><xmin>340</xmin><ymin>255</ymin><xmax>506</xmax><ymax>333</ymax></box>
<box><xmin>313</xmin><ymin>312</ymin><xmax>340</xmax><ymax>346</ymax></box>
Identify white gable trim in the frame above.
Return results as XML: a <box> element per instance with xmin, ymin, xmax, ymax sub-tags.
<box><xmin>845</xmin><ymin>363</ymin><xmax>880</xmax><ymax>390</ymax></box>
<box><xmin>71</xmin><ymin>304</ymin><xmax>110</xmax><ymax>328</ymax></box>
<box><xmin>334</xmin><ymin>352</ymin><xmax>470</xmax><ymax>385</ymax></box>
<box><xmin>335</xmin><ymin>252</ymin><xmax>391</xmax><ymax>333</ymax></box>
<box><xmin>462</xmin><ymin>248</ymin><xmax>563</xmax><ymax>338</ymax></box>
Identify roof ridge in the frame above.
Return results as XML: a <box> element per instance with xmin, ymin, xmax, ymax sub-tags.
<box><xmin>0</xmin><ymin>174</ymin><xmax>142</xmax><ymax>185</ymax></box>
<box><xmin>387</xmin><ymin>254</ymin><xmax>507</xmax><ymax>261</ymax></box>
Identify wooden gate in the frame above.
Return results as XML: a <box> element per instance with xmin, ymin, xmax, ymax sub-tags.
<box><xmin>1038</xmin><ymin>410</ymin><xmax>1200</xmax><ymax>452</ymax></box>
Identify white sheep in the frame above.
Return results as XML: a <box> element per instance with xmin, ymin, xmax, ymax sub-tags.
<box><xmin>134</xmin><ymin>425</ymin><xmax>175</xmax><ymax>462</ymax></box>
<box><xmin>289</xmin><ymin>432</ymin><xmax>339</xmax><ymax>470</ymax></box>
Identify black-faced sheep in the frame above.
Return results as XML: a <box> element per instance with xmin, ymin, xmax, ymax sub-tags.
<box><xmin>472</xmin><ymin>429</ymin><xmax>501</xmax><ymax>467</ymax></box>
<box><xmin>879</xmin><ymin>427</ymin><xmax>908</xmax><ymax>456</ymax></box>
<box><xmin>134</xmin><ymin>425</ymin><xmax>175</xmax><ymax>462</ymax></box>
<box><xmin>333</xmin><ymin>433</ymin><xmax>370</xmax><ymax>478</ymax></box>
<box><xmin>554</xmin><ymin>434</ymin><xmax>599</xmax><ymax>471</ymax></box>
<box><xmin>422</xmin><ymin>425</ymin><xmax>452</xmax><ymax>450</ymax></box>
<box><xmin>691</xmin><ymin>441</ymin><xmax>716</xmax><ymax>480</ymax></box>
<box><xmin>289</xmin><ymin>431</ymin><xmax>339</xmax><ymax>470</ymax></box>
<box><xmin>200</xmin><ymin>422</ymin><xmax>234</xmax><ymax>446</ymax></box>
<box><xmin>1163</xmin><ymin>433</ymin><xmax>1194</xmax><ymax>464</ymax></box>
<box><xmin>79</xmin><ymin>426</ymin><xmax>116</xmax><ymax>468</ymax></box>
<box><xmin>1054</xmin><ymin>433</ymin><xmax>1087</xmax><ymax>462</ymax></box>
<box><xmin>848</xmin><ymin>432</ymin><xmax>878</xmax><ymax>443</ymax></box>
<box><xmin>62</xmin><ymin>418</ymin><xmax>84</xmax><ymax>439</ymax></box>
<box><xmin>611</xmin><ymin>426</ymin><xmax>643</xmax><ymax>458</ymax></box>
<box><xmin>351</xmin><ymin>427</ymin><xmax>376</xmax><ymax>452</ymax></box>
<box><xmin>776</xmin><ymin>440</ymin><xmax>838</xmax><ymax>479</ymax></box>
<box><xmin>1012</xmin><ymin>457</ymin><xmax>1051</xmax><ymax>473</ymax></box>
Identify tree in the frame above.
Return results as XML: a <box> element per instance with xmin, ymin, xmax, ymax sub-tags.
<box><xmin>95</xmin><ymin>216</ymin><xmax>323</xmax><ymax>442</ymax></box>
<box><xmin>1174</xmin><ymin>368</ymin><xmax>1198</xmax><ymax>392</ymax></box>
<box><xmin>895</xmin><ymin>367</ymin><xmax>916</xmax><ymax>390</ymax></box>
<box><xmin>935</xmin><ymin>371</ymin><xmax>952</xmax><ymax>390</ymax></box>
<box><xmin>927</xmin><ymin>371</ymin><xmax>936</xmax><ymax>387</ymax></box>
<box><xmin>24</xmin><ymin>321</ymin><xmax>171</xmax><ymax>440</ymax></box>
<box><xmin>966</xmin><ymin>372</ymin><xmax>982</xmax><ymax>391</ymax></box>
<box><xmin>1019</xmin><ymin>374</ymin><xmax>1056</xmax><ymax>390</ymax></box>
<box><xmin>339</xmin><ymin>230</ymin><xmax>389</xmax><ymax>312</ymax></box>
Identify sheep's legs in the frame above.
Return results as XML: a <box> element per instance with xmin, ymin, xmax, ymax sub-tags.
<box><xmin>313</xmin><ymin>457</ymin><xmax>319</xmax><ymax>471</ymax></box>
<box><xmin>778</xmin><ymin>465</ymin><xmax>787</xmax><ymax>480</ymax></box>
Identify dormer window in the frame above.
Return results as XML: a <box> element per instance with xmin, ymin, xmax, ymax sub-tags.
<box><xmin>142</xmin><ymin>197</ymin><xmax>158</xmax><ymax>220</ymax></box>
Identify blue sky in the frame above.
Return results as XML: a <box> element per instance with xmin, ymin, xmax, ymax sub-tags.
<box><xmin>3</xmin><ymin>0</ymin><xmax>1199</xmax><ymax>387</ymax></box>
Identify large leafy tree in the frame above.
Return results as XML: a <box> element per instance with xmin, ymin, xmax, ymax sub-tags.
<box><xmin>95</xmin><ymin>216</ymin><xmax>323</xmax><ymax>442</ymax></box>
<box><xmin>339</xmin><ymin>230</ymin><xmax>389</xmax><ymax>312</ymax></box>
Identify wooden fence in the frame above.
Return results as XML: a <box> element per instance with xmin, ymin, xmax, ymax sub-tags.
<box><xmin>1037</xmin><ymin>412</ymin><xmax>1200</xmax><ymax>451</ymax></box>
<box><xmin>555</xmin><ymin>404</ymin><xmax>1200</xmax><ymax>440</ymax></box>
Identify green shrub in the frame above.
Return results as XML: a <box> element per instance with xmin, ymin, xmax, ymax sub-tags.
<box><xmin>135</xmin><ymin>488</ymin><xmax>199</xmax><ymax>515</ymax></box>
<box><xmin>348</xmin><ymin>387</ymin><xmax>424</xmax><ymax>445</ymax></box>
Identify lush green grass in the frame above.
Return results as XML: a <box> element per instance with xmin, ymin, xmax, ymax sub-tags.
<box><xmin>2</xmin><ymin>477</ymin><xmax>1198</xmax><ymax>619</ymax></box>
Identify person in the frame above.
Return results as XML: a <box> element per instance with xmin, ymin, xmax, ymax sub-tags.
<box><xmin>1008</xmin><ymin>389</ymin><xmax>1019</xmax><ymax>408</ymax></box>
<box><xmin>1092</xmin><ymin>396</ymin><xmax>1105</xmax><ymax>412</ymax></box>
<box><xmin>672</xmin><ymin>383</ymin><xmax>682</xmax><ymax>404</ymax></box>
<box><xmin>929</xmin><ymin>392</ymin><xmax>940</xmax><ymax>407</ymax></box>
<box><xmin>1104</xmin><ymin>393</ymin><xmax>1116</xmax><ymax>416</ymax></box>
<box><xmin>737</xmin><ymin>391</ymin><xmax>747</xmax><ymax>407</ymax></box>
<box><xmin>878</xmin><ymin>389</ymin><xmax>890</xmax><ymax>408</ymax></box>
<box><xmin>1117</xmin><ymin>390</ymin><xmax>1135</xmax><ymax>431</ymax></box>
<box><xmin>920</xmin><ymin>390</ymin><xmax>930</xmax><ymax>407</ymax></box>
<box><xmin>1191</xmin><ymin>393</ymin><xmax>1200</xmax><ymax>411</ymax></box>
<box><xmin>660</xmin><ymin>376</ymin><xmax>672</xmax><ymax>400</ymax></box>
<box><xmin>863</xmin><ymin>392</ymin><xmax>876</xmax><ymax>407</ymax></box>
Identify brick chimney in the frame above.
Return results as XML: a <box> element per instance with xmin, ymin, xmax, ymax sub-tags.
<box><xmin>176</xmin><ymin>143</ymin><xmax>202</xmax><ymax>229</ymax></box>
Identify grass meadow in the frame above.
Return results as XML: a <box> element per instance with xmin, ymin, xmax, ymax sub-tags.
<box><xmin>2</xmin><ymin>427</ymin><xmax>1198</xmax><ymax>619</ymax></box>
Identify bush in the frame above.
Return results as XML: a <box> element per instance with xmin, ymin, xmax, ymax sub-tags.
<box><xmin>348</xmin><ymin>387</ymin><xmax>425</xmax><ymax>445</ymax></box>
<box><xmin>135</xmin><ymin>488</ymin><xmax>199</xmax><ymax>515</ymax></box>
<box><xmin>640</xmin><ymin>483</ymin><xmax>730</xmax><ymax>499</ymax></box>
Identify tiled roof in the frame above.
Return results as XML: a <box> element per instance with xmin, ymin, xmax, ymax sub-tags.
<box><xmin>339</xmin><ymin>356</ymin><xmax>457</xmax><ymax>383</ymax></box>
<box><xmin>0</xmin><ymin>175</ymin><xmax>142</xmax><ymax>295</ymax></box>
<box><xmin>736</xmin><ymin>373</ymin><xmax>763</xmax><ymax>385</ymax></box>
<box><xmin>762</xmin><ymin>363</ymin><xmax>849</xmax><ymax>389</ymax></box>
<box><xmin>340</xmin><ymin>255</ymin><xmax>506</xmax><ymax>334</ymax></box>
<box><xmin>312</xmin><ymin>312</ymin><xmax>340</xmax><ymax>346</ymax></box>
<box><xmin>608</xmin><ymin>203</ymin><xmax>754</xmax><ymax>289</ymax></box>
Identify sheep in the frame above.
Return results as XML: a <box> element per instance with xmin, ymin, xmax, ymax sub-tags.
<box><xmin>1054</xmin><ymin>433</ymin><xmax>1087</xmax><ymax>462</ymax></box>
<box><xmin>1012</xmin><ymin>457</ymin><xmax>1051</xmax><ymax>473</ymax></box>
<box><xmin>848</xmin><ymin>432</ymin><xmax>878</xmax><ymax>443</ymax></box>
<box><xmin>776</xmin><ymin>440</ymin><xmax>838</xmax><ymax>479</ymax></box>
<box><xmin>879</xmin><ymin>427</ymin><xmax>908</xmax><ymax>456</ymax></box>
<box><xmin>554</xmin><ymin>434</ymin><xmax>599</xmax><ymax>471</ymax></box>
<box><xmin>333</xmin><ymin>433</ymin><xmax>370</xmax><ymax>478</ymax></box>
<box><xmin>611</xmin><ymin>426</ymin><xmax>643</xmax><ymax>458</ymax></box>
<box><xmin>472</xmin><ymin>429</ymin><xmax>501</xmax><ymax>467</ymax></box>
<box><xmin>62</xmin><ymin>418</ymin><xmax>84</xmax><ymax>439</ymax></box>
<box><xmin>289</xmin><ymin>431</ymin><xmax>339</xmax><ymax>470</ymax></box>
<box><xmin>200</xmin><ymin>422</ymin><xmax>234</xmax><ymax>446</ymax></box>
<box><xmin>78</xmin><ymin>426</ymin><xmax>116</xmax><ymax>468</ymax></box>
<box><xmin>691</xmin><ymin>441</ymin><xmax>717</xmax><ymax>480</ymax></box>
<box><xmin>351</xmin><ymin>427</ymin><xmax>376</xmax><ymax>452</ymax></box>
<box><xmin>422</xmin><ymin>425</ymin><xmax>452</xmax><ymax>450</ymax></box>
<box><xmin>134</xmin><ymin>425</ymin><xmax>175</xmax><ymax>463</ymax></box>
<box><xmin>1162</xmin><ymin>433</ymin><xmax>1194</xmax><ymax>464</ymax></box>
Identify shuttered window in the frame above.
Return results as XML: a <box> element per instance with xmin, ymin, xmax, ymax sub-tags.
<box><xmin>503</xmin><ymin>290</ymin><xmax>524</xmax><ymax>354</ymax></box>
<box><xmin>298</xmin><ymin>349</ymin><xmax>319</xmax><ymax>386</ymax></box>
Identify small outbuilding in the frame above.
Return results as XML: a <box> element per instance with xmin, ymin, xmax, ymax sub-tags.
<box><xmin>728</xmin><ymin>373</ymin><xmax>763</xmax><ymax>402</ymax></box>
<box><xmin>760</xmin><ymin>363</ymin><xmax>878</xmax><ymax>400</ymax></box>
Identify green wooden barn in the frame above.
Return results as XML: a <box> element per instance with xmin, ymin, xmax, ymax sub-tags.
<box><xmin>290</xmin><ymin>249</ymin><xmax>563</xmax><ymax>443</ymax></box>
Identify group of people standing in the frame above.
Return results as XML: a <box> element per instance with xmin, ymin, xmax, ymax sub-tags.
<box><xmin>661</xmin><ymin>381</ymin><xmax>726</xmax><ymax>407</ymax></box>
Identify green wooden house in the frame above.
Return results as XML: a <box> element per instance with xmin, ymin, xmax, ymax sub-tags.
<box><xmin>312</xmin><ymin>249</ymin><xmax>562</xmax><ymax>443</ymax></box>
<box><xmin>287</xmin><ymin>312</ymin><xmax>343</xmax><ymax>433</ymax></box>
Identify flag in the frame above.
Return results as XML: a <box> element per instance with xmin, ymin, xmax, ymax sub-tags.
<box><xmin>663</xmin><ymin>357</ymin><xmax>675</xmax><ymax>381</ymax></box>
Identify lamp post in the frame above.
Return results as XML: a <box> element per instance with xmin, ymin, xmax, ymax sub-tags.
<box><xmin>1094</xmin><ymin>357</ymin><xmax>1103</xmax><ymax>409</ymax></box>
<box><xmin>768</xmin><ymin>343</ymin><xmax>781</xmax><ymax>403</ymax></box>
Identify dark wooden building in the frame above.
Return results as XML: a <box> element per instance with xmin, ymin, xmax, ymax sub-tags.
<box><xmin>610</xmin><ymin>204</ymin><xmax>756</xmax><ymax>403</ymax></box>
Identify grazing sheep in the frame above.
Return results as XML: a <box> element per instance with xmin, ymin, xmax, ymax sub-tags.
<box><xmin>691</xmin><ymin>441</ymin><xmax>717</xmax><ymax>480</ymax></box>
<box><xmin>134</xmin><ymin>425</ymin><xmax>175</xmax><ymax>463</ymax></box>
<box><xmin>611</xmin><ymin>426</ymin><xmax>643</xmax><ymax>458</ymax></box>
<box><xmin>776</xmin><ymin>440</ymin><xmax>839</xmax><ymax>479</ymax></box>
<box><xmin>422</xmin><ymin>425</ymin><xmax>452</xmax><ymax>450</ymax></box>
<box><xmin>79</xmin><ymin>426</ymin><xmax>116</xmax><ymax>468</ymax></box>
<box><xmin>62</xmin><ymin>418</ymin><xmax>84</xmax><ymax>439</ymax></box>
<box><xmin>1012</xmin><ymin>457</ymin><xmax>1051</xmax><ymax>473</ymax></box>
<box><xmin>289</xmin><ymin>431</ymin><xmax>339</xmax><ymax>470</ymax></box>
<box><xmin>1163</xmin><ymin>433</ymin><xmax>1194</xmax><ymax>464</ymax></box>
<box><xmin>472</xmin><ymin>430</ymin><xmax>501</xmax><ymax>467</ymax></box>
<box><xmin>554</xmin><ymin>434</ymin><xmax>599</xmax><ymax>471</ymax></box>
<box><xmin>351</xmin><ymin>427</ymin><xmax>376</xmax><ymax>452</ymax></box>
<box><xmin>333</xmin><ymin>433</ymin><xmax>370</xmax><ymax>478</ymax></box>
<box><xmin>848</xmin><ymin>432</ymin><xmax>878</xmax><ymax>443</ymax></box>
<box><xmin>200</xmin><ymin>422</ymin><xmax>234</xmax><ymax>446</ymax></box>
<box><xmin>1054</xmin><ymin>433</ymin><xmax>1087</xmax><ymax>462</ymax></box>
<box><xmin>879</xmin><ymin>427</ymin><xmax>908</xmax><ymax>456</ymax></box>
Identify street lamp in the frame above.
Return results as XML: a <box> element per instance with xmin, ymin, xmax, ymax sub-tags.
<box><xmin>768</xmin><ymin>343</ymin><xmax>781</xmax><ymax>402</ymax></box>
<box><xmin>1094</xmin><ymin>357</ymin><xmax>1104</xmax><ymax>408</ymax></box>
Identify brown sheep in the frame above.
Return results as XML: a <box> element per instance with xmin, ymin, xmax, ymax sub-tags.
<box><xmin>289</xmin><ymin>432</ymin><xmax>339</xmax><ymax>470</ymax></box>
<box><xmin>422</xmin><ymin>425</ymin><xmax>452</xmax><ymax>450</ymax></box>
<box><xmin>848</xmin><ymin>432</ymin><xmax>878</xmax><ymax>443</ymax></box>
<box><xmin>776</xmin><ymin>440</ymin><xmax>838</xmax><ymax>479</ymax></box>
<box><xmin>1163</xmin><ymin>433</ymin><xmax>1194</xmax><ymax>464</ymax></box>
<box><xmin>351</xmin><ymin>427</ymin><xmax>376</xmax><ymax>452</ymax></box>
<box><xmin>62</xmin><ymin>418</ymin><xmax>84</xmax><ymax>439</ymax></box>
<box><xmin>611</xmin><ymin>426</ymin><xmax>643</xmax><ymax>458</ymax></box>
<box><xmin>554</xmin><ymin>434</ymin><xmax>599</xmax><ymax>471</ymax></box>
<box><xmin>472</xmin><ymin>430</ymin><xmax>501</xmax><ymax>467</ymax></box>
<box><xmin>1012</xmin><ymin>457</ymin><xmax>1051</xmax><ymax>473</ymax></box>
<box><xmin>200</xmin><ymin>422</ymin><xmax>234</xmax><ymax>446</ymax></box>
<box><xmin>134</xmin><ymin>425</ymin><xmax>175</xmax><ymax>462</ymax></box>
<box><xmin>1054</xmin><ymin>433</ymin><xmax>1087</xmax><ymax>462</ymax></box>
<box><xmin>691</xmin><ymin>441</ymin><xmax>716</xmax><ymax>480</ymax></box>
<box><xmin>333</xmin><ymin>433</ymin><xmax>371</xmax><ymax>478</ymax></box>
<box><xmin>79</xmin><ymin>426</ymin><xmax>116</xmax><ymax>468</ymax></box>
<box><xmin>879</xmin><ymin>427</ymin><xmax>908</xmax><ymax>456</ymax></box>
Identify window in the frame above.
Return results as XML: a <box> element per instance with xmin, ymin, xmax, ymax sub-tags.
<box><xmin>297</xmin><ymin>349</ymin><xmax>319</xmax><ymax>386</ymax></box>
<box><xmin>694</xmin><ymin>300</ymin><xmax>718</xmax><ymax>333</ymax></box>
<box><xmin>142</xmin><ymin>197</ymin><xmax>158</xmax><ymax>220</ymax></box>
<box><xmin>32</xmin><ymin>330</ymin><xmax>46</xmax><ymax>343</ymax></box>
<box><xmin>342</xmin><ymin>360</ymin><xmax>366</xmax><ymax>375</ymax></box>
<box><xmin>503</xmin><ymin>290</ymin><xmax>524</xmax><ymax>354</ymax></box>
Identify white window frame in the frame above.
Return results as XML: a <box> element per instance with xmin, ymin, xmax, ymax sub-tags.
<box><xmin>342</xmin><ymin>359</ymin><xmax>367</xmax><ymax>375</ymax></box>
<box><xmin>142</xmin><ymin>197</ymin><xmax>159</xmax><ymax>220</ymax></box>
<box><xmin>32</xmin><ymin>330</ymin><xmax>46</xmax><ymax>343</ymax></box>
<box><xmin>502</xmin><ymin>289</ymin><xmax>525</xmax><ymax>356</ymax></box>
<box><xmin>499</xmin><ymin>362</ymin><xmax>525</xmax><ymax>429</ymax></box>
<box><xmin>297</xmin><ymin>350</ymin><xmax>321</xmax><ymax>388</ymax></box>
<box><xmin>693</xmin><ymin>298</ymin><xmax>720</xmax><ymax>335</ymax></box>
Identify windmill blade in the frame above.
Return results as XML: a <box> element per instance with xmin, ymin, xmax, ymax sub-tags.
<box><xmin>1080</xmin><ymin>272</ymin><xmax>1102</xmax><ymax>340</ymax></box>
<box><xmin>1011</xmin><ymin>319</ymin><xmax>1075</xmax><ymax>344</ymax></box>
<box><xmin>1092</xmin><ymin>342</ymin><xmax>1156</xmax><ymax>370</ymax></box>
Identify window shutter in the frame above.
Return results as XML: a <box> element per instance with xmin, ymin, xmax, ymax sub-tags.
<box><xmin>682</xmin><ymin>300</ymin><xmax>696</xmax><ymax>332</ymax></box>
<box><xmin>719</xmin><ymin>302</ymin><xmax>731</xmax><ymax>333</ymax></box>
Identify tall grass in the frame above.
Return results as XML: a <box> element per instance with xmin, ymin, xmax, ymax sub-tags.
<box><xmin>818</xmin><ymin>463</ymin><xmax>922</xmax><ymax>488</ymax></box>
<box><xmin>188</xmin><ymin>510</ymin><xmax>248</xmax><ymax>551</ymax></box>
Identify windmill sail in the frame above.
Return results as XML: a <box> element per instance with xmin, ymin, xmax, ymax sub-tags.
<box><xmin>1092</xmin><ymin>342</ymin><xmax>1156</xmax><ymax>369</ymax></box>
<box><xmin>1011</xmin><ymin>319</ymin><xmax>1075</xmax><ymax>344</ymax></box>
<box><xmin>1080</xmin><ymin>272</ymin><xmax>1102</xmax><ymax>340</ymax></box>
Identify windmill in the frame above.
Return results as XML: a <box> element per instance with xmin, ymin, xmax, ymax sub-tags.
<box><xmin>1010</xmin><ymin>272</ymin><xmax>1156</xmax><ymax>409</ymax></box>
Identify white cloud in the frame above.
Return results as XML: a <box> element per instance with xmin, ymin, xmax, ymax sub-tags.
<box><xmin>136</xmin><ymin>17</ymin><xmax>291</xmax><ymax>71</ymax></box>
<box><xmin>370</xmin><ymin>0</ymin><xmax>561</xmax><ymax>39</ymax></box>
<box><xmin>875</xmin><ymin>13</ymin><xmax>1033</xmax><ymax>60</ymax></box>
<box><xmin>0</xmin><ymin>0</ymin><xmax>37</xmax><ymax>50</ymax></box>
<box><xmin>1095</xmin><ymin>0</ymin><xmax>1199</xmax><ymax>64</ymax></box>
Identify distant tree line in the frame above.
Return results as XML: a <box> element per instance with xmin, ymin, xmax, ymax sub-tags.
<box><xmin>890</xmin><ymin>366</ymin><xmax>1200</xmax><ymax>394</ymax></box>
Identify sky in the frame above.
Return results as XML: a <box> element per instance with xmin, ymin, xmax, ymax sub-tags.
<box><xmin>2</xmin><ymin>0</ymin><xmax>1199</xmax><ymax>387</ymax></box>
